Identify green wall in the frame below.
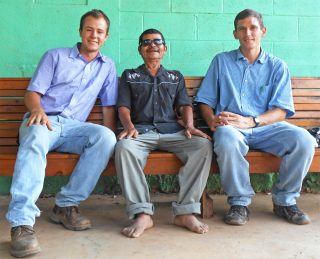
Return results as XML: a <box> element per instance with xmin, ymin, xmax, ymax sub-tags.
<box><xmin>1</xmin><ymin>0</ymin><xmax>320</xmax><ymax>77</ymax></box>
<box><xmin>1</xmin><ymin>0</ymin><xmax>320</xmax><ymax>194</ymax></box>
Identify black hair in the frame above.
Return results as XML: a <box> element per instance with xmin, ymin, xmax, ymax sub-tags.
<box><xmin>138</xmin><ymin>28</ymin><xmax>166</xmax><ymax>46</ymax></box>
<box><xmin>234</xmin><ymin>9</ymin><xmax>264</xmax><ymax>30</ymax></box>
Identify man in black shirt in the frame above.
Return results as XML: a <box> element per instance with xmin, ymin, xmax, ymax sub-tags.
<box><xmin>115</xmin><ymin>29</ymin><xmax>212</xmax><ymax>238</ymax></box>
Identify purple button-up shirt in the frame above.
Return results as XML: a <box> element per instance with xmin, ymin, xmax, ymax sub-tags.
<box><xmin>27</xmin><ymin>43</ymin><xmax>118</xmax><ymax>122</ymax></box>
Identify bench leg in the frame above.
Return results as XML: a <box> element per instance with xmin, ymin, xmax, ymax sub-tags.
<box><xmin>200</xmin><ymin>192</ymin><xmax>214</xmax><ymax>218</ymax></box>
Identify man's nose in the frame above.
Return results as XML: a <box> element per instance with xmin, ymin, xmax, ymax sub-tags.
<box><xmin>91</xmin><ymin>31</ymin><xmax>98</xmax><ymax>37</ymax></box>
<box><xmin>244</xmin><ymin>28</ymin><xmax>251</xmax><ymax>35</ymax></box>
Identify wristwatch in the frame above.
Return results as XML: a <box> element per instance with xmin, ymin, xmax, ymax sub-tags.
<box><xmin>253</xmin><ymin>116</ymin><xmax>260</xmax><ymax>128</ymax></box>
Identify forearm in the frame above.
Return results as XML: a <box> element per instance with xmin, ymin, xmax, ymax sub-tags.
<box><xmin>255</xmin><ymin>108</ymin><xmax>287</xmax><ymax>127</ymax></box>
<box><xmin>24</xmin><ymin>91</ymin><xmax>43</xmax><ymax>113</ymax></box>
<box><xmin>181</xmin><ymin>106</ymin><xmax>195</xmax><ymax>128</ymax></box>
<box><xmin>199</xmin><ymin>104</ymin><xmax>215</xmax><ymax>125</ymax></box>
<box><xmin>118</xmin><ymin>107</ymin><xmax>135</xmax><ymax>130</ymax></box>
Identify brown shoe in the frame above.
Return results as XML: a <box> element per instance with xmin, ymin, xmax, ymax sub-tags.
<box><xmin>49</xmin><ymin>205</ymin><xmax>91</xmax><ymax>231</ymax></box>
<box><xmin>10</xmin><ymin>225</ymin><xmax>41</xmax><ymax>258</ymax></box>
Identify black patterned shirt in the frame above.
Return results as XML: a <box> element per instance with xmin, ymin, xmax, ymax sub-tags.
<box><xmin>117</xmin><ymin>64</ymin><xmax>191</xmax><ymax>134</ymax></box>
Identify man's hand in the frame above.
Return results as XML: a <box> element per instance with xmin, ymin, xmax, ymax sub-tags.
<box><xmin>207</xmin><ymin>116</ymin><xmax>226</xmax><ymax>132</ymax></box>
<box><xmin>117</xmin><ymin>127</ymin><xmax>139</xmax><ymax>140</ymax></box>
<box><xmin>219</xmin><ymin>111</ymin><xmax>253</xmax><ymax>129</ymax></box>
<box><xmin>27</xmin><ymin>109</ymin><xmax>53</xmax><ymax>131</ymax></box>
<box><xmin>184</xmin><ymin>126</ymin><xmax>212</xmax><ymax>140</ymax></box>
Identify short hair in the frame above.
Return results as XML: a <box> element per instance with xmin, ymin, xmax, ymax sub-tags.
<box><xmin>138</xmin><ymin>29</ymin><xmax>166</xmax><ymax>46</ymax></box>
<box><xmin>79</xmin><ymin>9</ymin><xmax>110</xmax><ymax>33</ymax></box>
<box><xmin>234</xmin><ymin>9</ymin><xmax>264</xmax><ymax>30</ymax></box>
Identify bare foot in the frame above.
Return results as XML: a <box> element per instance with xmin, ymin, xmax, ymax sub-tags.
<box><xmin>174</xmin><ymin>214</ymin><xmax>209</xmax><ymax>234</ymax></box>
<box><xmin>122</xmin><ymin>214</ymin><xmax>154</xmax><ymax>238</ymax></box>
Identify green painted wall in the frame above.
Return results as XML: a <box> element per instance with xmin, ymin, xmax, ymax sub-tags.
<box><xmin>1</xmin><ymin>0</ymin><xmax>320</xmax><ymax>194</ymax></box>
<box><xmin>1</xmin><ymin>0</ymin><xmax>320</xmax><ymax>77</ymax></box>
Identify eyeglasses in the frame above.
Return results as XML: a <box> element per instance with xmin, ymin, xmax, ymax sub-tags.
<box><xmin>139</xmin><ymin>38</ymin><xmax>165</xmax><ymax>47</ymax></box>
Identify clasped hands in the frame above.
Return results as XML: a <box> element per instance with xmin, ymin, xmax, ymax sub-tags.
<box><xmin>208</xmin><ymin>111</ymin><xmax>252</xmax><ymax>131</ymax></box>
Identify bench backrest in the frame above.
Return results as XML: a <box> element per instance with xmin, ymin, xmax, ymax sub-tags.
<box><xmin>1</xmin><ymin>77</ymin><xmax>320</xmax><ymax>153</ymax></box>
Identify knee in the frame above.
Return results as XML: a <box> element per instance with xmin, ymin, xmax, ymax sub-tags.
<box><xmin>19</xmin><ymin>125</ymin><xmax>50</xmax><ymax>150</ymax></box>
<box><xmin>192</xmin><ymin>137</ymin><xmax>213</xmax><ymax>155</ymax></box>
<box><xmin>294</xmin><ymin>129</ymin><xmax>316</xmax><ymax>155</ymax></box>
<box><xmin>214</xmin><ymin>126</ymin><xmax>245</xmax><ymax>154</ymax></box>
<box><xmin>115</xmin><ymin>139</ymin><xmax>135</xmax><ymax>155</ymax></box>
<box><xmin>92</xmin><ymin>126</ymin><xmax>117</xmax><ymax>149</ymax></box>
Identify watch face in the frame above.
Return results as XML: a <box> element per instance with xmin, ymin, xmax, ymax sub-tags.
<box><xmin>254</xmin><ymin>117</ymin><xmax>260</xmax><ymax>126</ymax></box>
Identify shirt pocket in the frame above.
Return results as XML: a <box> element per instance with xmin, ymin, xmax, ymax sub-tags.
<box><xmin>131</xmin><ymin>83</ymin><xmax>151</xmax><ymax>102</ymax></box>
<box><xmin>162</xmin><ymin>84</ymin><xmax>177</xmax><ymax>102</ymax></box>
<box><xmin>253</xmin><ymin>83</ymin><xmax>271</xmax><ymax>110</ymax></box>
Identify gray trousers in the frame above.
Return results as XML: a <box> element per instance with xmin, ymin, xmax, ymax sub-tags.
<box><xmin>115</xmin><ymin>130</ymin><xmax>212</xmax><ymax>219</ymax></box>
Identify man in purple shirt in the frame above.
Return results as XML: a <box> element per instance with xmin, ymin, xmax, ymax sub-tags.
<box><xmin>6</xmin><ymin>9</ymin><xmax>118</xmax><ymax>258</ymax></box>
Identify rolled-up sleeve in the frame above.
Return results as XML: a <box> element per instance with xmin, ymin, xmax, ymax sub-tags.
<box><xmin>268</xmin><ymin>61</ymin><xmax>295</xmax><ymax>117</ymax></box>
<box><xmin>27</xmin><ymin>51</ymin><xmax>56</xmax><ymax>94</ymax></box>
<box><xmin>116</xmin><ymin>71</ymin><xmax>131</xmax><ymax>110</ymax></box>
<box><xmin>175</xmin><ymin>74</ymin><xmax>192</xmax><ymax>108</ymax></box>
<box><xmin>99</xmin><ymin>61</ymin><xmax>118</xmax><ymax>106</ymax></box>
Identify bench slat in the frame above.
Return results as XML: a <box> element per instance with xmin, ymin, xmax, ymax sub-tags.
<box><xmin>292</xmin><ymin>111</ymin><xmax>320</xmax><ymax>118</ymax></box>
<box><xmin>295</xmin><ymin>103</ymin><xmax>320</xmax><ymax>110</ymax></box>
<box><xmin>292</xmin><ymin>89</ymin><xmax>320</xmax><ymax>96</ymax></box>
<box><xmin>292</xmin><ymin>78</ymin><xmax>320</xmax><ymax>89</ymax></box>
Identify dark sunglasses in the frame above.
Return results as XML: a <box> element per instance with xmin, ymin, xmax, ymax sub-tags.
<box><xmin>140</xmin><ymin>38</ymin><xmax>165</xmax><ymax>47</ymax></box>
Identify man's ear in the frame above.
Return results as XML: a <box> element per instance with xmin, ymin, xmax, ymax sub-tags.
<box><xmin>103</xmin><ymin>32</ymin><xmax>109</xmax><ymax>42</ymax></box>
<box><xmin>261</xmin><ymin>27</ymin><xmax>267</xmax><ymax>38</ymax></box>
<box><xmin>233</xmin><ymin>30</ymin><xmax>238</xmax><ymax>40</ymax></box>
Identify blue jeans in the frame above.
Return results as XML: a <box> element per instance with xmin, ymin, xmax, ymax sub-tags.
<box><xmin>213</xmin><ymin>122</ymin><xmax>316</xmax><ymax>207</ymax></box>
<box><xmin>6</xmin><ymin>116</ymin><xmax>116</xmax><ymax>227</ymax></box>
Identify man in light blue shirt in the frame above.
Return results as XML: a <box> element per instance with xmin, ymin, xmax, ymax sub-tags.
<box><xmin>195</xmin><ymin>9</ymin><xmax>316</xmax><ymax>226</ymax></box>
<box><xmin>6</xmin><ymin>9</ymin><xmax>117</xmax><ymax>258</ymax></box>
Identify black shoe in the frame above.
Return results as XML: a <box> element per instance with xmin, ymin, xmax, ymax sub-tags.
<box><xmin>273</xmin><ymin>203</ymin><xmax>311</xmax><ymax>225</ymax></box>
<box><xmin>10</xmin><ymin>225</ymin><xmax>41</xmax><ymax>258</ymax></box>
<box><xmin>224</xmin><ymin>205</ymin><xmax>249</xmax><ymax>225</ymax></box>
<box><xmin>50</xmin><ymin>205</ymin><xmax>91</xmax><ymax>231</ymax></box>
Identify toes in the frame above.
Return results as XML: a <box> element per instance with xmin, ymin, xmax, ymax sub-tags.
<box><xmin>131</xmin><ymin>230</ymin><xmax>142</xmax><ymax>238</ymax></box>
<box><xmin>122</xmin><ymin>227</ymin><xmax>135</xmax><ymax>238</ymax></box>
<box><xmin>200</xmin><ymin>224</ymin><xmax>209</xmax><ymax>234</ymax></box>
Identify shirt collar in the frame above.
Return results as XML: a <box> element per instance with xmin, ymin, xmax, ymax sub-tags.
<box><xmin>138</xmin><ymin>64</ymin><xmax>165</xmax><ymax>77</ymax></box>
<box><xmin>69</xmin><ymin>43</ymin><xmax>107</xmax><ymax>62</ymax></box>
<box><xmin>236</xmin><ymin>48</ymin><xmax>266</xmax><ymax>64</ymax></box>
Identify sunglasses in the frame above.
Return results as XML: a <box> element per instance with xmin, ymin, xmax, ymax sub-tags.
<box><xmin>140</xmin><ymin>38</ymin><xmax>165</xmax><ymax>47</ymax></box>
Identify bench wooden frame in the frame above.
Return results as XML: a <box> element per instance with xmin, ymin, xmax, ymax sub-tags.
<box><xmin>1</xmin><ymin>77</ymin><xmax>320</xmax><ymax>218</ymax></box>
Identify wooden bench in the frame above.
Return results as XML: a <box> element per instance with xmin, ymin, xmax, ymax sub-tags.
<box><xmin>1</xmin><ymin>77</ymin><xmax>320</xmax><ymax>218</ymax></box>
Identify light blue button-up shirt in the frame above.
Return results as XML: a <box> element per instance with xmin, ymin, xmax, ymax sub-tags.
<box><xmin>27</xmin><ymin>43</ymin><xmax>118</xmax><ymax>122</ymax></box>
<box><xmin>194</xmin><ymin>49</ymin><xmax>294</xmax><ymax>118</ymax></box>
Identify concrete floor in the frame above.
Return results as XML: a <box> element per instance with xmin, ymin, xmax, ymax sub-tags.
<box><xmin>0</xmin><ymin>193</ymin><xmax>320</xmax><ymax>259</ymax></box>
